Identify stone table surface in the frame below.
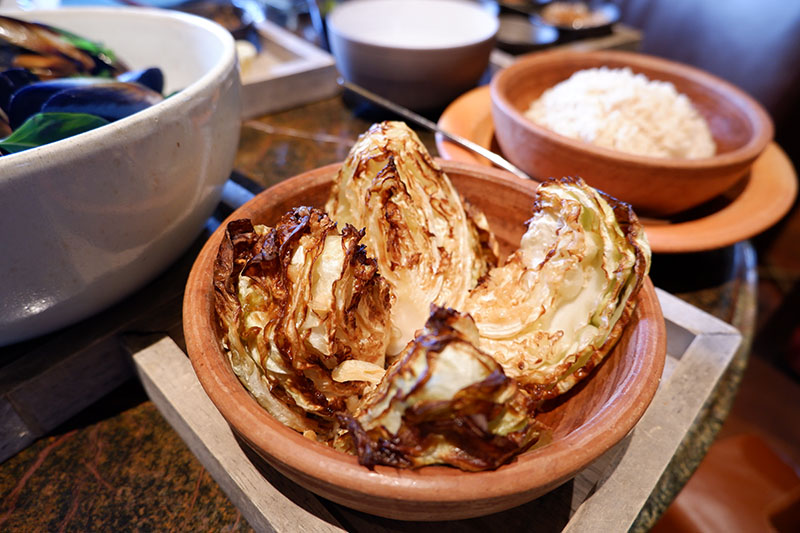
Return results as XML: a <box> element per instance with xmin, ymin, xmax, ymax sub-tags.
<box><xmin>0</xmin><ymin>95</ymin><xmax>757</xmax><ymax>532</ymax></box>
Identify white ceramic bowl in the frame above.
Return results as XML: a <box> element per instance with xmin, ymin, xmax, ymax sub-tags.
<box><xmin>327</xmin><ymin>0</ymin><xmax>498</xmax><ymax>111</ymax></box>
<box><xmin>0</xmin><ymin>7</ymin><xmax>241</xmax><ymax>346</ymax></box>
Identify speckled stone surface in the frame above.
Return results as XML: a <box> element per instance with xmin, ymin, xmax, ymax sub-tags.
<box><xmin>234</xmin><ymin>96</ymin><xmax>438</xmax><ymax>189</ymax></box>
<box><xmin>0</xmin><ymin>95</ymin><xmax>757</xmax><ymax>532</ymax></box>
<box><xmin>0</xmin><ymin>381</ymin><xmax>251</xmax><ymax>532</ymax></box>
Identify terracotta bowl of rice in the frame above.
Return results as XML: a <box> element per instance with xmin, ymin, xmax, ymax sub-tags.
<box><xmin>490</xmin><ymin>49</ymin><xmax>773</xmax><ymax>216</ymax></box>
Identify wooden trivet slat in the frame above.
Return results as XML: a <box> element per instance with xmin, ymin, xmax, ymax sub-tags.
<box><xmin>130</xmin><ymin>288</ymin><xmax>740</xmax><ymax>532</ymax></box>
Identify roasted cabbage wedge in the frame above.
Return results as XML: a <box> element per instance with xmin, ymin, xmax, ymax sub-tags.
<box><xmin>213</xmin><ymin>208</ymin><xmax>393</xmax><ymax>440</ymax></box>
<box><xmin>212</xmin><ymin>121</ymin><xmax>653</xmax><ymax>472</ymax></box>
<box><xmin>464</xmin><ymin>177</ymin><xmax>651</xmax><ymax>400</ymax></box>
<box><xmin>325</xmin><ymin>121</ymin><xmax>498</xmax><ymax>355</ymax></box>
<box><xmin>338</xmin><ymin>307</ymin><xmax>545</xmax><ymax>471</ymax></box>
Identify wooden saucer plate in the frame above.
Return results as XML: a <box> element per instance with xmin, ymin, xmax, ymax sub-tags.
<box><xmin>436</xmin><ymin>86</ymin><xmax>798</xmax><ymax>254</ymax></box>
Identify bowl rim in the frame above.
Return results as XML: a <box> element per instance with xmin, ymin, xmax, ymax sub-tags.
<box><xmin>183</xmin><ymin>159</ymin><xmax>667</xmax><ymax>507</ymax></box>
<box><xmin>0</xmin><ymin>6</ymin><xmax>236</xmax><ymax>173</ymax></box>
<box><xmin>326</xmin><ymin>0</ymin><xmax>499</xmax><ymax>52</ymax></box>
<box><xmin>490</xmin><ymin>49</ymin><xmax>774</xmax><ymax>169</ymax></box>
<box><xmin>497</xmin><ymin>14</ymin><xmax>559</xmax><ymax>51</ymax></box>
<box><xmin>531</xmin><ymin>1</ymin><xmax>620</xmax><ymax>32</ymax></box>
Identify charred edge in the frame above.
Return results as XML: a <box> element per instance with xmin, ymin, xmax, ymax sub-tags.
<box><xmin>340</xmin><ymin>414</ymin><xmax>413</xmax><ymax>469</ymax></box>
<box><xmin>462</xmin><ymin>197</ymin><xmax>501</xmax><ymax>271</ymax></box>
<box><xmin>404</xmin><ymin>381</ymin><xmax>540</xmax><ymax>471</ymax></box>
<box><xmin>213</xmin><ymin>219</ymin><xmax>258</xmax><ymax>338</ymax></box>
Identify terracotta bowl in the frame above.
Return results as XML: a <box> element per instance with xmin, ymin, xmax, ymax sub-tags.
<box><xmin>490</xmin><ymin>50</ymin><xmax>773</xmax><ymax>216</ymax></box>
<box><xmin>183</xmin><ymin>159</ymin><xmax>667</xmax><ymax>521</ymax></box>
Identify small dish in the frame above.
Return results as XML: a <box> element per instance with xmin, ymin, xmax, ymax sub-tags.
<box><xmin>173</xmin><ymin>0</ymin><xmax>259</xmax><ymax>41</ymax></box>
<box><xmin>532</xmin><ymin>1</ymin><xmax>620</xmax><ymax>42</ymax></box>
<box><xmin>436</xmin><ymin>86</ymin><xmax>797</xmax><ymax>254</ymax></box>
<box><xmin>497</xmin><ymin>14</ymin><xmax>559</xmax><ymax>54</ymax></box>
<box><xmin>184</xmin><ymin>159</ymin><xmax>666</xmax><ymax>520</ymax></box>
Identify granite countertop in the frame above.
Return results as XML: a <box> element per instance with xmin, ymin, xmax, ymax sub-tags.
<box><xmin>0</xmin><ymin>96</ymin><xmax>758</xmax><ymax>532</ymax></box>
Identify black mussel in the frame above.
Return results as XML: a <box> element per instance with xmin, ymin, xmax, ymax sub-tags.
<box><xmin>0</xmin><ymin>68</ymin><xmax>39</xmax><ymax>113</ymax></box>
<box><xmin>7</xmin><ymin>78</ymin><xmax>114</xmax><ymax>129</ymax></box>
<box><xmin>40</xmin><ymin>82</ymin><xmax>164</xmax><ymax>123</ymax></box>
<box><xmin>0</xmin><ymin>15</ymin><xmax>128</xmax><ymax>79</ymax></box>
<box><xmin>117</xmin><ymin>68</ymin><xmax>164</xmax><ymax>94</ymax></box>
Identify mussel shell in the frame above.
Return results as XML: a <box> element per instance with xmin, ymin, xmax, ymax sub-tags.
<box><xmin>117</xmin><ymin>67</ymin><xmax>164</xmax><ymax>94</ymax></box>
<box><xmin>7</xmin><ymin>78</ymin><xmax>113</xmax><ymax>129</ymax></box>
<box><xmin>0</xmin><ymin>68</ymin><xmax>39</xmax><ymax>113</ymax></box>
<box><xmin>40</xmin><ymin>82</ymin><xmax>164</xmax><ymax>123</ymax></box>
<box><xmin>0</xmin><ymin>15</ymin><xmax>94</xmax><ymax>75</ymax></box>
<box><xmin>0</xmin><ymin>15</ymin><xmax>128</xmax><ymax>78</ymax></box>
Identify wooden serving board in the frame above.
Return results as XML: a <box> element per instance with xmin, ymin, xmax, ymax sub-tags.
<box><xmin>240</xmin><ymin>19</ymin><xmax>339</xmax><ymax>119</ymax></box>
<box><xmin>131</xmin><ymin>288</ymin><xmax>741</xmax><ymax>532</ymax></box>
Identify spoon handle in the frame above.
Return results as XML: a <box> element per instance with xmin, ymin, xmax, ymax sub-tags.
<box><xmin>337</xmin><ymin>78</ymin><xmax>535</xmax><ymax>182</ymax></box>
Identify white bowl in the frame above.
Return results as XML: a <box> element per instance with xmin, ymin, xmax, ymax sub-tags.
<box><xmin>0</xmin><ymin>7</ymin><xmax>241</xmax><ymax>346</ymax></box>
<box><xmin>327</xmin><ymin>0</ymin><xmax>498</xmax><ymax>111</ymax></box>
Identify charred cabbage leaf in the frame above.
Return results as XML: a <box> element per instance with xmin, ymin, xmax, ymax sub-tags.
<box><xmin>213</xmin><ymin>208</ymin><xmax>393</xmax><ymax>440</ymax></box>
<box><xmin>464</xmin><ymin>177</ymin><xmax>651</xmax><ymax>399</ymax></box>
<box><xmin>213</xmin><ymin>122</ymin><xmax>653</xmax><ymax>472</ymax></box>
<box><xmin>325</xmin><ymin>121</ymin><xmax>498</xmax><ymax>355</ymax></box>
<box><xmin>338</xmin><ymin>307</ymin><xmax>545</xmax><ymax>471</ymax></box>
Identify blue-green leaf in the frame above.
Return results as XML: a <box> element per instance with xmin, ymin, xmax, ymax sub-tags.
<box><xmin>0</xmin><ymin>112</ymin><xmax>109</xmax><ymax>154</ymax></box>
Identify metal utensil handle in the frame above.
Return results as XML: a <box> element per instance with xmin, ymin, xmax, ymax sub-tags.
<box><xmin>337</xmin><ymin>78</ymin><xmax>534</xmax><ymax>182</ymax></box>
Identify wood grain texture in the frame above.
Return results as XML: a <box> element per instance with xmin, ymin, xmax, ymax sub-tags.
<box><xmin>240</xmin><ymin>19</ymin><xmax>339</xmax><ymax>120</ymax></box>
<box><xmin>489</xmin><ymin>50</ymin><xmax>774</xmax><ymax>216</ymax></box>
<box><xmin>141</xmin><ymin>288</ymin><xmax>741</xmax><ymax>531</ymax></box>
<box><xmin>182</xmin><ymin>160</ymin><xmax>667</xmax><ymax>520</ymax></box>
<box><xmin>134</xmin><ymin>335</ymin><xmax>632</xmax><ymax>531</ymax></box>
<box><xmin>565</xmin><ymin>288</ymin><xmax>742</xmax><ymax>531</ymax></box>
<box><xmin>133</xmin><ymin>337</ymin><xmax>345</xmax><ymax>533</ymax></box>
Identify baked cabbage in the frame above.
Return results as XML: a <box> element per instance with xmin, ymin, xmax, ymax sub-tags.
<box><xmin>325</xmin><ymin>121</ymin><xmax>498</xmax><ymax>355</ymax></box>
<box><xmin>213</xmin><ymin>208</ymin><xmax>392</xmax><ymax>439</ymax></box>
<box><xmin>212</xmin><ymin>122</ymin><xmax>653</xmax><ymax>472</ymax></box>
<box><xmin>338</xmin><ymin>307</ymin><xmax>544</xmax><ymax>471</ymax></box>
<box><xmin>464</xmin><ymin>177</ymin><xmax>651</xmax><ymax>399</ymax></box>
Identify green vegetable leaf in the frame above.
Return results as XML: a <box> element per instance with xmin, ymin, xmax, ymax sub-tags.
<box><xmin>53</xmin><ymin>27</ymin><xmax>120</xmax><ymax>64</ymax></box>
<box><xmin>0</xmin><ymin>112</ymin><xmax>110</xmax><ymax>155</ymax></box>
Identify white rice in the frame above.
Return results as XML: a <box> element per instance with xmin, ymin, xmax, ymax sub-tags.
<box><xmin>524</xmin><ymin>67</ymin><xmax>716</xmax><ymax>159</ymax></box>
